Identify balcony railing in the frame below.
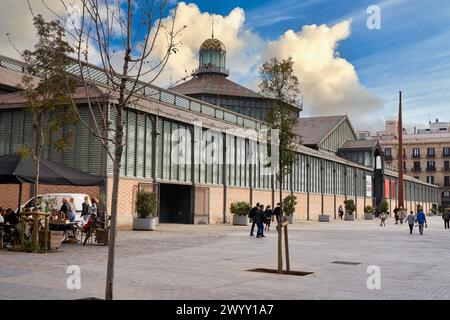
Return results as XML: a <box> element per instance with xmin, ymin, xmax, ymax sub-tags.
<box><xmin>412</xmin><ymin>154</ymin><xmax>421</xmax><ymax>158</ymax></box>
<box><xmin>427</xmin><ymin>153</ymin><xmax>435</xmax><ymax>158</ymax></box>
<box><xmin>443</xmin><ymin>153</ymin><xmax>450</xmax><ymax>158</ymax></box>
<box><xmin>411</xmin><ymin>167</ymin><xmax>422</xmax><ymax>172</ymax></box>
<box><xmin>385</xmin><ymin>155</ymin><xmax>393</xmax><ymax>160</ymax></box>
<box><xmin>442</xmin><ymin>167</ymin><xmax>450</xmax><ymax>172</ymax></box>
<box><xmin>426</xmin><ymin>166</ymin><xmax>436</xmax><ymax>172</ymax></box>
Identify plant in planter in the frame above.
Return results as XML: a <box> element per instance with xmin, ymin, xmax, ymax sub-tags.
<box><xmin>378</xmin><ymin>199</ymin><xmax>389</xmax><ymax>217</ymax></box>
<box><xmin>283</xmin><ymin>195</ymin><xmax>297</xmax><ymax>224</ymax></box>
<box><xmin>133</xmin><ymin>191</ymin><xmax>158</xmax><ymax>231</ymax></box>
<box><xmin>343</xmin><ymin>199</ymin><xmax>356</xmax><ymax>221</ymax></box>
<box><xmin>364</xmin><ymin>205</ymin><xmax>375</xmax><ymax>220</ymax></box>
<box><xmin>231</xmin><ymin>201</ymin><xmax>251</xmax><ymax>225</ymax></box>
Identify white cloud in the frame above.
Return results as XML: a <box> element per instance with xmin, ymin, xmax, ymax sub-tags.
<box><xmin>150</xmin><ymin>2</ymin><xmax>383</xmax><ymax>129</ymax></box>
<box><xmin>0</xmin><ymin>1</ymin><xmax>383</xmax><ymax>130</ymax></box>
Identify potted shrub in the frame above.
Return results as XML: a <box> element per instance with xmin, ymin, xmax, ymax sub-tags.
<box><xmin>344</xmin><ymin>199</ymin><xmax>356</xmax><ymax>221</ymax></box>
<box><xmin>231</xmin><ymin>201</ymin><xmax>251</xmax><ymax>225</ymax></box>
<box><xmin>283</xmin><ymin>195</ymin><xmax>297</xmax><ymax>224</ymax></box>
<box><xmin>378</xmin><ymin>199</ymin><xmax>389</xmax><ymax>218</ymax></box>
<box><xmin>133</xmin><ymin>191</ymin><xmax>158</xmax><ymax>231</ymax></box>
<box><xmin>364</xmin><ymin>205</ymin><xmax>375</xmax><ymax>220</ymax></box>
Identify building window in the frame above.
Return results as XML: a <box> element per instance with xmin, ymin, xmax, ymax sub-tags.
<box><xmin>412</xmin><ymin>148</ymin><xmax>420</xmax><ymax>157</ymax></box>
<box><xmin>445</xmin><ymin>161</ymin><xmax>450</xmax><ymax>171</ymax></box>
<box><xmin>414</xmin><ymin>176</ymin><xmax>420</xmax><ymax>180</ymax></box>
<box><xmin>403</xmin><ymin>161</ymin><xmax>407</xmax><ymax>171</ymax></box>
<box><xmin>385</xmin><ymin>148</ymin><xmax>392</xmax><ymax>158</ymax></box>
<box><xmin>445</xmin><ymin>176</ymin><xmax>450</xmax><ymax>187</ymax></box>
<box><xmin>427</xmin><ymin>148</ymin><xmax>435</xmax><ymax>157</ymax></box>
<box><xmin>413</xmin><ymin>161</ymin><xmax>421</xmax><ymax>171</ymax></box>
<box><xmin>444</xmin><ymin>147</ymin><xmax>450</xmax><ymax>157</ymax></box>
<box><xmin>426</xmin><ymin>176</ymin><xmax>435</xmax><ymax>184</ymax></box>
<box><xmin>427</xmin><ymin>160</ymin><xmax>435</xmax><ymax>170</ymax></box>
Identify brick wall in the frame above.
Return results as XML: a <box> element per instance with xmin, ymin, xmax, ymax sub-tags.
<box><xmin>209</xmin><ymin>186</ymin><xmax>224</xmax><ymax>224</ymax></box>
<box><xmin>323</xmin><ymin>194</ymin><xmax>335</xmax><ymax>218</ymax></box>
<box><xmin>0</xmin><ymin>183</ymin><xmax>99</xmax><ymax>210</ymax></box>
<box><xmin>309</xmin><ymin>194</ymin><xmax>322</xmax><ymax>221</ymax></box>
<box><xmin>106</xmin><ymin>177</ymin><xmax>154</xmax><ymax>229</ymax></box>
<box><xmin>226</xmin><ymin>186</ymin><xmax>250</xmax><ymax>223</ymax></box>
<box><xmin>252</xmin><ymin>189</ymin><xmax>272</xmax><ymax>208</ymax></box>
<box><xmin>292</xmin><ymin>192</ymin><xmax>307</xmax><ymax>221</ymax></box>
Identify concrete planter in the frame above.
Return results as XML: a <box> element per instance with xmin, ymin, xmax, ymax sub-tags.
<box><xmin>364</xmin><ymin>213</ymin><xmax>374</xmax><ymax>220</ymax></box>
<box><xmin>233</xmin><ymin>214</ymin><xmax>249</xmax><ymax>226</ymax></box>
<box><xmin>318</xmin><ymin>214</ymin><xmax>330</xmax><ymax>222</ymax></box>
<box><xmin>344</xmin><ymin>214</ymin><xmax>355</xmax><ymax>221</ymax></box>
<box><xmin>133</xmin><ymin>217</ymin><xmax>156</xmax><ymax>231</ymax></box>
<box><xmin>285</xmin><ymin>215</ymin><xmax>294</xmax><ymax>224</ymax></box>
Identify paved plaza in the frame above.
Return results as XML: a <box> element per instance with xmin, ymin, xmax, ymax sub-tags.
<box><xmin>1</xmin><ymin>216</ymin><xmax>450</xmax><ymax>300</ymax></box>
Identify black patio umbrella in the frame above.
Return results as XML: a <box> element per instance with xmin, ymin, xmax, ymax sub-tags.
<box><xmin>0</xmin><ymin>153</ymin><xmax>104</xmax><ymax>208</ymax></box>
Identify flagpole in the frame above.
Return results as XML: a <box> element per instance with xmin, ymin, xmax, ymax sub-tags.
<box><xmin>397</xmin><ymin>91</ymin><xmax>404</xmax><ymax>209</ymax></box>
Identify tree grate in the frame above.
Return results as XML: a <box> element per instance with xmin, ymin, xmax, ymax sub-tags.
<box><xmin>331</xmin><ymin>261</ymin><xmax>361</xmax><ymax>265</ymax></box>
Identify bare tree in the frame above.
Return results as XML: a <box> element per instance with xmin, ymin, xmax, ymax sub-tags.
<box><xmin>37</xmin><ymin>0</ymin><xmax>184</xmax><ymax>299</ymax></box>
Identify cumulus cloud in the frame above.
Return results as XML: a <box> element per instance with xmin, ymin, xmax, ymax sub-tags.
<box><xmin>263</xmin><ymin>21</ymin><xmax>383</xmax><ymax>127</ymax></box>
<box><xmin>150</xmin><ymin>2</ymin><xmax>383</xmax><ymax>129</ymax></box>
<box><xmin>0</xmin><ymin>1</ymin><xmax>383</xmax><ymax>130</ymax></box>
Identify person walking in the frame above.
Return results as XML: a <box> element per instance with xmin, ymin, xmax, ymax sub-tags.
<box><xmin>338</xmin><ymin>205</ymin><xmax>344</xmax><ymax>219</ymax></box>
<box><xmin>273</xmin><ymin>203</ymin><xmax>282</xmax><ymax>230</ymax></box>
<box><xmin>406</xmin><ymin>211</ymin><xmax>415</xmax><ymax>234</ymax></box>
<box><xmin>442</xmin><ymin>209</ymin><xmax>450</xmax><ymax>229</ymax></box>
<box><xmin>380</xmin><ymin>212</ymin><xmax>387</xmax><ymax>227</ymax></box>
<box><xmin>256</xmin><ymin>204</ymin><xmax>265</xmax><ymax>238</ymax></box>
<box><xmin>416</xmin><ymin>207</ymin><xmax>427</xmax><ymax>235</ymax></box>
<box><xmin>264</xmin><ymin>205</ymin><xmax>273</xmax><ymax>231</ymax></box>
<box><xmin>399</xmin><ymin>207</ymin><xmax>405</xmax><ymax>224</ymax></box>
<box><xmin>393</xmin><ymin>207</ymin><xmax>399</xmax><ymax>224</ymax></box>
<box><xmin>249</xmin><ymin>203</ymin><xmax>259</xmax><ymax>236</ymax></box>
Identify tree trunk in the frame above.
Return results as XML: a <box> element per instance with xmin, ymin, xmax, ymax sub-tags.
<box><xmin>32</xmin><ymin>114</ymin><xmax>42</xmax><ymax>209</ymax></box>
<box><xmin>105</xmin><ymin>107</ymin><xmax>124</xmax><ymax>300</ymax></box>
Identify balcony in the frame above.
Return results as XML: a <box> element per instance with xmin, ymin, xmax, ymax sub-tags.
<box><xmin>426</xmin><ymin>166</ymin><xmax>436</xmax><ymax>172</ymax></box>
<box><xmin>443</xmin><ymin>153</ymin><xmax>450</xmax><ymax>158</ymax></box>
<box><xmin>442</xmin><ymin>167</ymin><xmax>450</xmax><ymax>172</ymax></box>
<box><xmin>411</xmin><ymin>167</ymin><xmax>422</xmax><ymax>172</ymax></box>
<box><xmin>427</xmin><ymin>153</ymin><xmax>435</xmax><ymax>158</ymax></box>
<box><xmin>412</xmin><ymin>154</ymin><xmax>421</xmax><ymax>158</ymax></box>
<box><xmin>385</xmin><ymin>155</ymin><xmax>393</xmax><ymax>161</ymax></box>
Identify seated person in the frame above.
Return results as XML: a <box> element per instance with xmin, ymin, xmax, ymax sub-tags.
<box><xmin>79</xmin><ymin>213</ymin><xmax>96</xmax><ymax>232</ymax></box>
<box><xmin>0</xmin><ymin>207</ymin><xmax>5</xmax><ymax>223</ymax></box>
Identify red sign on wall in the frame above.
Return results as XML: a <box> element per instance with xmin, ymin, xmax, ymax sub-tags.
<box><xmin>385</xmin><ymin>180</ymin><xmax>390</xmax><ymax>198</ymax></box>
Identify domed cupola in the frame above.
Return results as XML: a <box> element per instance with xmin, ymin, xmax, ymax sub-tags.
<box><xmin>196</xmin><ymin>36</ymin><xmax>229</xmax><ymax>77</ymax></box>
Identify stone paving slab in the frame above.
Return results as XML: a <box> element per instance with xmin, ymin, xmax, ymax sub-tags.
<box><xmin>1</xmin><ymin>216</ymin><xmax>449</xmax><ymax>300</ymax></box>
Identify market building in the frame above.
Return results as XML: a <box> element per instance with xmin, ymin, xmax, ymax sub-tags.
<box><xmin>0</xmin><ymin>36</ymin><xmax>439</xmax><ymax>228</ymax></box>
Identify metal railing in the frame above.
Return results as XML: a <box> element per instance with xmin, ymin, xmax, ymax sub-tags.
<box><xmin>0</xmin><ymin>54</ymin><xmax>268</xmax><ymax>132</ymax></box>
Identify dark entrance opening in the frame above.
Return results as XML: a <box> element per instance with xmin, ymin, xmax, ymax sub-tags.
<box><xmin>373</xmin><ymin>149</ymin><xmax>384</xmax><ymax>209</ymax></box>
<box><xmin>159</xmin><ymin>183</ymin><xmax>193</xmax><ymax>224</ymax></box>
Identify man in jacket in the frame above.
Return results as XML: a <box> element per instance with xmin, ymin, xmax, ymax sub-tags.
<box><xmin>416</xmin><ymin>208</ymin><xmax>427</xmax><ymax>235</ymax></box>
<box><xmin>442</xmin><ymin>210</ymin><xmax>450</xmax><ymax>229</ymax></box>
<box><xmin>249</xmin><ymin>203</ymin><xmax>260</xmax><ymax>236</ymax></box>
<box><xmin>273</xmin><ymin>203</ymin><xmax>282</xmax><ymax>230</ymax></box>
<box><xmin>406</xmin><ymin>211</ymin><xmax>415</xmax><ymax>234</ymax></box>
<box><xmin>256</xmin><ymin>204</ymin><xmax>265</xmax><ymax>238</ymax></box>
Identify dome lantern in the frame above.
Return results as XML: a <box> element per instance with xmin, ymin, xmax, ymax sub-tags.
<box><xmin>196</xmin><ymin>37</ymin><xmax>229</xmax><ymax>77</ymax></box>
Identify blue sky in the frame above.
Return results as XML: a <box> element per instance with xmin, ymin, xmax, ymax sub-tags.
<box><xmin>171</xmin><ymin>0</ymin><xmax>450</xmax><ymax>130</ymax></box>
